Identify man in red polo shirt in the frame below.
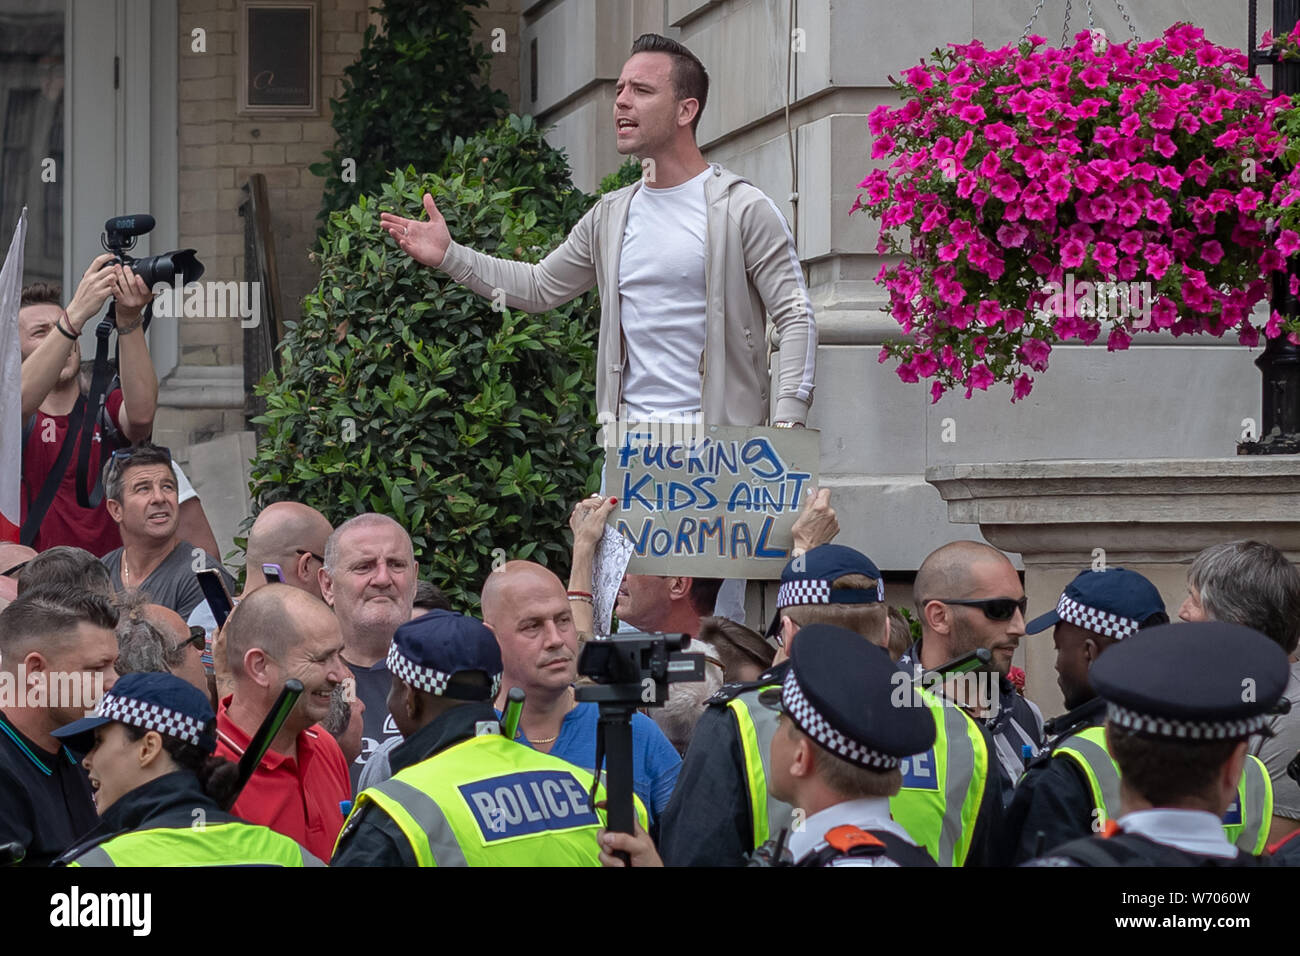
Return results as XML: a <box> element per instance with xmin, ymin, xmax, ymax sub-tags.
<box><xmin>215</xmin><ymin>583</ymin><xmax>349</xmax><ymax>860</ymax></box>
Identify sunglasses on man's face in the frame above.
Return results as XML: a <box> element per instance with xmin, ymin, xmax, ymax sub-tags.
<box><xmin>935</xmin><ymin>596</ymin><xmax>1028</xmax><ymax>621</ymax></box>
<box><xmin>172</xmin><ymin>625</ymin><xmax>207</xmax><ymax>655</ymax></box>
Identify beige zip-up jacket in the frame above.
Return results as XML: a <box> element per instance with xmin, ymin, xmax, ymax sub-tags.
<box><xmin>437</xmin><ymin>163</ymin><xmax>817</xmax><ymax>426</ymax></box>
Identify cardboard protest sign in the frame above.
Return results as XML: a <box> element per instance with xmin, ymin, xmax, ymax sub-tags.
<box><xmin>603</xmin><ymin>424</ymin><xmax>820</xmax><ymax>578</ymax></box>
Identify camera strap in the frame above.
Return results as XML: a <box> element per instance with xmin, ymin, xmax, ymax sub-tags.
<box><xmin>73</xmin><ymin>310</ymin><xmax>122</xmax><ymax>509</ymax></box>
<box><xmin>19</xmin><ymin>394</ymin><xmax>88</xmax><ymax>547</ymax></box>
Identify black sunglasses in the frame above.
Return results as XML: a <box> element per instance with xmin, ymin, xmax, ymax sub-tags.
<box><xmin>110</xmin><ymin>445</ymin><xmax>172</xmax><ymax>466</ymax></box>
<box><xmin>933</xmin><ymin>596</ymin><xmax>1028</xmax><ymax>621</ymax></box>
<box><xmin>172</xmin><ymin>625</ymin><xmax>206</xmax><ymax>655</ymax></box>
<box><xmin>295</xmin><ymin>548</ymin><xmax>325</xmax><ymax>564</ymax></box>
<box><xmin>1</xmin><ymin>560</ymin><xmax>29</xmax><ymax>578</ymax></box>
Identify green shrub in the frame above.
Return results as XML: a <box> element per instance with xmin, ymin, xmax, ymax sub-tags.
<box><xmin>310</xmin><ymin>0</ymin><xmax>507</xmax><ymax>231</ymax></box>
<box><xmin>252</xmin><ymin>115</ymin><xmax>607</xmax><ymax>610</ymax></box>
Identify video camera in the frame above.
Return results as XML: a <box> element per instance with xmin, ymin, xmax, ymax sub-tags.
<box><xmin>576</xmin><ymin>630</ymin><xmax>705</xmax><ymax>708</ymax></box>
<box><xmin>575</xmin><ymin>632</ymin><xmax>705</xmax><ymax>843</ymax></box>
<box><xmin>102</xmin><ymin>214</ymin><xmax>204</xmax><ymax>290</ymax></box>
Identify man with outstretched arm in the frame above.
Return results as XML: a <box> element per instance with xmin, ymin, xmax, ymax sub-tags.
<box><xmin>379</xmin><ymin>33</ymin><xmax>816</xmax><ymax>431</ymax></box>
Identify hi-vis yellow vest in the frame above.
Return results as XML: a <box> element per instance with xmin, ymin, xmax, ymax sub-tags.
<box><xmin>340</xmin><ymin>732</ymin><xmax>647</xmax><ymax>866</ymax></box>
<box><xmin>1054</xmin><ymin>725</ymin><xmax>1273</xmax><ymax>855</ymax></box>
<box><xmin>68</xmin><ymin>822</ymin><xmax>321</xmax><ymax>867</ymax></box>
<box><xmin>728</xmin><ymin>681</ymin><xmax>988</xmax><ymax>867</ymax></box>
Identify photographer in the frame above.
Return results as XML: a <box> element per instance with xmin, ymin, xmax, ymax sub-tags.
<box><xmin>19</xmin><ymin>254</ymin><xmax>158</xmax><ymax>555</ymax></box>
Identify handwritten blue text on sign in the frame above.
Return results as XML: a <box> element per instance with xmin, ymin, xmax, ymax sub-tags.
<box><xmin>604</xmin><ymin>425</ymin><xmax>820</xmax><ymax>578</ymax></box>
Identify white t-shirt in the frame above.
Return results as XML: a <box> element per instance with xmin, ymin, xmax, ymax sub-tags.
<box><xmin>617</xmin><ymin>168</ymin><xmax>710</xmax><ymax>420</ymax></box>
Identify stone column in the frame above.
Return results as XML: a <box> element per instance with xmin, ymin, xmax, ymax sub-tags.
<box><xmin>927</xmin><ymin>458</ymin><xmax>1300</xmax><ymax>719</ymax></box>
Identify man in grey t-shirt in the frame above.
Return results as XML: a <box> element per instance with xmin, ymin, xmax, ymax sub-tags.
<box><xmin>1178</xmin><ymin>540</ymin><xmax>1300</xmax><ymax>845</ymax></box>
<box><xmin>98</xmin><ymin>442</ymin><xmax>234</xmax><ymax>619</ymax></box>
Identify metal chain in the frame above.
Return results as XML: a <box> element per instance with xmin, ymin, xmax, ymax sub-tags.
<box><xmin>1112</xmin><ymin>0</ymin><xmax>1140</xmax><ymax>42</ymax></box>
<box><xmin>1025</xmin><ymin>0</ymin><xmax>1139</xmax><ymax>49</ymax></box>
<box><xmin>1021</xmin><ymin>0</ymin><xmax>1046</xmax><ymax>41</ymax></box>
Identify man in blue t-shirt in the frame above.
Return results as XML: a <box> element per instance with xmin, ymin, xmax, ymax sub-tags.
<box><xmin>482</xmin><ymin>561</ymin><xmax>680</xmax><ymax>822</ymax></box>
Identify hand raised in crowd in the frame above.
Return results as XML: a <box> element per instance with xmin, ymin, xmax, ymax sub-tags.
<box><xmin>64</xmin><ymin>253</ymin><xmax>121</xmax><ymax>332</ymax></box>
<box><xmin>380</xmin><ymin>193</ymin><xmax>452</xmax><ymax>269</ymax></box>
<box><xmin>597</xmin><ymin>822</ymin><xmax>663</xmax><ymax>868</ymax></box>
<box><xmin>791</xmin><ymin>486</ymin><xmax>838</xmax><ymax>553</ymax></box>
<box><xmin>112</xmin><ymin>264</ymin><xmax>155</xmax><ymax>323</ymax></box>
<box><xmin>569</xmin><ymin>494</ymin><xmax>617</xmax><ymax>561</ymax></box>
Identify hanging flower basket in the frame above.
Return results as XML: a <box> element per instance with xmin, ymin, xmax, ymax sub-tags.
<box><xmin>854</xmin><ymin>23</ymin><xmax>1300</xmax><ymax>402</ymax></box>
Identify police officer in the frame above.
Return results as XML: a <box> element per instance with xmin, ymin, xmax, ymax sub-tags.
<box><xmin>902</xmin><ymin>540</ymin><xmax>1045</xmax><ymax>802</ymax></box>
<box><xmin>658</xmin><ymin>545</ymin><xmax>999</xmax><ymax>866</ymax></box>
<box><xmin>332</xmin><ymin>609</ymin><xmax>642</xmax><ymax>866</ymax></box>
<box><xmin>52</xmin><ymin>672</ymin><xmax>321</xmax><ymax>866</ymax></box>
<box><xmin>1006</xmin><ymin>568</ymin><xmax>1272</xmax><ymax>861</ymax></box>
<box><xmin>601</xmin><ymin>624</ymin><xmax>937</xmax><ymax>866</ymax></box>
<box><xmin>756</xmin><ymin>624</ymin><xmax>937</xmax><ymax>865</ymax></box>
<box><xmin>1027</xmin><ymin>621</ymin><xmax>1287</xmax><ymax>866</ymax></box>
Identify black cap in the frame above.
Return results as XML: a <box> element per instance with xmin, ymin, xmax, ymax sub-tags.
<box><xmin>760</xmin><ymin>623</ymin><xmax>934</xmax><ymax>769</ymax></box>
<box><xmin>387</xmin><ymin>609</ymin><xmax>502</xmax><ymax>702</ymax></box>
<box><xmin>1026</xmin><ymin>567</ymin><xmax>1165</xmax><ymax>639</ymax></box>
<box><xmin>52</xmin><ymin>671</ymin><xmax>217</xmax><ymax>754</ymax></box>
<box><xmin>766</xmin><ymin>544</ymin><xmax>885</xmax><ymax>639</ymax></box>
<box><xmin>1091</xmin><ymin>621</ymin><xmax>1289</xmax><ymax>740</ymax></box>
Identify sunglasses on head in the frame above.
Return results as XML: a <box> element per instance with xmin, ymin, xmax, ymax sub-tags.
<box><xmin>110</xmin><ymin>445</ymin><xmax>172</xmax><ymax>466</ymax></box>
<box><xmin>933</xmin><ymin>596</ymin><xmax>1028</xmax><ymax>621</ymax></box>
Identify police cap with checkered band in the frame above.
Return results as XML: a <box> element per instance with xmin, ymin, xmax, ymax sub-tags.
<box><xmin>388</xmin><ymin>609</ymin><xmax>503</xmax><ymax>701</ymax></box>
<box><xmin>759</xmin><ymin>623</ymin><xmax>934</xmax><ymax>770</ymax></box>
<box><xmin>764</xmin><ymin>544</ymin><xmax>885</xmax><ymax>639</ymax></box>
<box><xmin>53</xmin><ymin>671</ymin><xmax>218</xmax><ymax>754</ymax></box>
<box><xmin>1026</xmin><ymin>567</ymin><xmax>1165</xmax><ymax>641</ymax></box>
<box><xmin>1091</xmin><ymin>621</ymin><xmax>1289</xmax><ymax>741</ymax></box>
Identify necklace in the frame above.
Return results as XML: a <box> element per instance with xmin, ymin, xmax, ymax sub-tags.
<box><xmin>121</xmin><ymin>553</ymin><xmax>131</xmax><ymax>586</ymax></box>
<box><xmin>523</xmin><ymin>688</ymin><xmax>575</xmax><ymax>746</ymax></box>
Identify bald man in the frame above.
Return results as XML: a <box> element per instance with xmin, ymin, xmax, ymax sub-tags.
<box><xmin>481</xmin><ymin>561</ymin><xmax>681</xmax><ymax>824</ymax></box>
<box><xmin>0</xmin><ymin>544</ymin><xmax>36</xmax><ymax>609</ymax></box>
<box><xmin>215</xmin><ymin>584</ymin><xmax>350</xmax><ymax>861</ymax></box>
<box><xmin>189</xmin><ymin>501</ymin><xmax>333</xmax><ymax>627</ymax></box>
<box><xmin>140</xmin><ymin>604</ymin><xmax>209</xmax><ymax>699</ymax></box>
<box><xmin>903</xmin><ymin>540</ymin><xmax>1044</xmax><ymax>803</ymax></box>
<box><xmin>319</xmin><ymin>513</ymin><xmax>418</xmax><ymax>791</ymax></box>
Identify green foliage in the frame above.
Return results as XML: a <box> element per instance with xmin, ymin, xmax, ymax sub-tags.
<box><xmin>896</xmin><ymin>605</ymin><xmax>923</xmax><ymax>645</ymax></box>
<box><xmin>310</xmin><ymin>0</ymin><xmax>508</xmax><ymax>231</ymax></box>
<box><xmin>252</xmin><ymin>115</ymin><xmax>607</xmax><ymax>610</ymax></box>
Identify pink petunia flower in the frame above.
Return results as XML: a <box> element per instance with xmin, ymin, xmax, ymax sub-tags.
<box><xmin>1018</xmin><ymin>338</ymin><xmax>1052</xmax><ymax>370</ymax></box>
<box><xmin>996</xmin><ymin>222</ymin><xmax>1029</xmax><ymax>248</ymax></box>
<box><xmin>1079</xmin><ymin>65</ymin><xmax>1108</xmax><ymax>89</ymax></box>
